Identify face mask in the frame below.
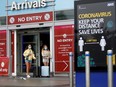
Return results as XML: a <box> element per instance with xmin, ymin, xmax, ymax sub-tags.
<box><xmin>28</xmin><ymin>46</ymin><xmax>31</xmax><ymax>49</ymax></box>
<box><xmin>44</xmin><ymin>47</ymin><xmax>47</xmax><ymax>50</ymax></box>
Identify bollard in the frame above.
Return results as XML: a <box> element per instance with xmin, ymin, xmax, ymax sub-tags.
<box><xmin>69</xmin><ymin>52</ymin><xmax>74</xmax><ymax>87</ymax></box>
<box><xmin>85</xmin><ymin>51</ymin><xmax>90</xmax><ymax>87</ymax></box>
<box><xmin>107</xmin><ymin>50</ymin><xmax>113</xmax><ymax>87</ymax></box>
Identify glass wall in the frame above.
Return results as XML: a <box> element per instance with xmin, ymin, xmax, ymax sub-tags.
<box><xmin>55</xmin><ymin>9</ymin><xmax>74</xmax><ymax>20</ymax></box>
<box><xmin>0</xmin><ymin>17</ymin><xmax>6</xmax><ymax>25</ymax></box>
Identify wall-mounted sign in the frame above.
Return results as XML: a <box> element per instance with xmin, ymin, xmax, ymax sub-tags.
<box><xmin>0</xmin><ymin>57</ymin><xmax>9</xmax><ymax>76</ymax></box>
<box><xmin>74</xmin><ymin>0</ymin><xmax>116</xmax><ymax>71</ymax></box>
<box><xmin>0</xmin><ymin>31</ymin><xmax>6</xmax><ymax>57</ymax></box>
<box><xmin>10</xmin><ymin>0</ymin><xmax>55</xmax><ymax>11</ymax></box>
<box><xmin>0</xmin><ymin>30</ymin><xmax>14</xmax><ymax>72</ymax></box>
<box><xmin>8</xmin><ymin>11</ymin><xmax>53</xmax><ymax>24</ymax></box>
<box><xmin>55</xmin><ymin>25</ymin><xmax>74</xmax><ymax>72</ymax></box>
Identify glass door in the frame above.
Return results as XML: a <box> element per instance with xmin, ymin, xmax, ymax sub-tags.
<box><xmin>17</xmin><ymin>32</ymin><xmax>41</xmax><ymax>76</ymax></box>
<box><xmin>21</xmin><ymin>35</ymin><xmax>38</xmax><ymax>73</ymax></box>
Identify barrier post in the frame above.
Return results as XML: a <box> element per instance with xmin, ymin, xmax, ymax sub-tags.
<box><xmin>85</xmin><ymin>51</ymin><xmax>90</xmax><ymax>87</ymax></box>
<box><xmin>107</xmin><ymin>50</ymin><xmax>113</xmax><ymax>87</ymax></box>
<box><xmin>69</xmin><ymin>52</ymin><xmax>74</xmax><ymax>87</ymax></box>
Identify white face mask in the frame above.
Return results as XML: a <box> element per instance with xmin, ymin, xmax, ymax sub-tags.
<box><xmin>28</xmin><ymin>46</ymin><xmax>31</xmax><ymax>49</ymax></box>
<box><xmin>44</xmin><ymin>47</ymin><xmax>47</xmax><ymax>50</ymax></box>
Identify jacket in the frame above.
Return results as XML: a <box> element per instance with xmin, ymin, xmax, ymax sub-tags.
<box><xmin>23</xmin><ymin>49</ymin><xmax>36</xmax><ymax>60</ymax></box>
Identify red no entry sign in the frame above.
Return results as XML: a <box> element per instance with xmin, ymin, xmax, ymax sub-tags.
<box><xmin>0</xmin><ymin>57</ymin><xmax>9</xmax><ymax>76</ymax></box>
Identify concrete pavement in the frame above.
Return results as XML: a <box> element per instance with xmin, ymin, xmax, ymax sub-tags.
<box><xmin>0</xmin><ymin>76</ymin><xmax>70</xmax><ymax>87</ymax></box>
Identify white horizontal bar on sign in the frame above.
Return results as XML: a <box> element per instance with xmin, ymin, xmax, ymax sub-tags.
<box><xmin>46</xmin><ymin>0</ymin><xmax>55</xmax><ymax>2</ymax></box>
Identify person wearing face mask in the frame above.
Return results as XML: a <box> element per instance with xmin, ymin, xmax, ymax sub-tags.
<box><xmin>23</xmin><ymin>44</ymin><xmax>36</xmax><ymax>78</ymax></box>
<box><xmin>41</xmin><ymin>45</ymin><xmax>50</xmax><ymax>66</ymax></box>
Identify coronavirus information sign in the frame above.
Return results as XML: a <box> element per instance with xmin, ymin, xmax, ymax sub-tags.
<box><xmin>74</xmin><ymin>0</ymin><xmax>116</xmax><ymax>71</ymax></box>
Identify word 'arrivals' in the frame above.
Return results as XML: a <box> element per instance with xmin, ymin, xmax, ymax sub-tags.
<box><xmin>11</xmin><ymin>0</ymin><xmax>51</xmax><ymax>10</ymax></box>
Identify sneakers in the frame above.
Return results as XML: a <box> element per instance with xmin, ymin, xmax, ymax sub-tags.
<box><xmin>27</xmin><ymin>75</ymin><xmax>31</xmax><ymax>78</ymax></box>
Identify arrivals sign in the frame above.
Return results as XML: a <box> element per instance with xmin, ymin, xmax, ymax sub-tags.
<box><xmin>10</xmin><ymin>0</ymin><xmax>55</xmax><ymax>11</ymax></box>
<box><xmin>8</xmin><ymin>12</ymin><xmax>53</xmax><ymax>24</ymax></box>
<box><xmin>74</xmin><ymin>0</ymin><xmax>116</xmax><ymax>70</ymax></box>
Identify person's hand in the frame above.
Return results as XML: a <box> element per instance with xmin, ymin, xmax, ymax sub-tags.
<box><xmin>33</xmin><ymin>57</ymin><xmax>36</xmax><ymax>60</ymax></box>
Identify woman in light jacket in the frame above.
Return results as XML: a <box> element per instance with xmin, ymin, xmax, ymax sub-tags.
<box><xmin>23</xmin><ymin>44</ymin><xmax>36</xmax><ymax>78</ymax></box>
<box><xmin>41</xmin><ymin>45</ymin><xmax>50</xmax><ymax>66</ymax></box>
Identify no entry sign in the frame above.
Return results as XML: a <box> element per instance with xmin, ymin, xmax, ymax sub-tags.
<box><xmin>0</xmin><ymin>57</ymin><xmax>9</xmax><ymax>76</ymax></box>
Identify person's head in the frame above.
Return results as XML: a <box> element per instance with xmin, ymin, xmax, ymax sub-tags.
<box><xmin>43</xmin><ymin>45</ymin><xmax>48</xmax><ymax>50</ymax></box>
<box><xmin>80</xmin><ymin>37</ymin><xmax>82</xmax><ymax>40</ymax></box>
<box><xmin>28</xmin><ymin>44</ymin><xmax>32</xmax><ymax>49</ymax></box>
<box><xmin>101</xmin><ymin>36</ymin><xmax>104</xmax><ymax>39</ymax></box>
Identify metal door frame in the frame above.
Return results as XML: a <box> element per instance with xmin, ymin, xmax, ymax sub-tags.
<box><xmin>17</xmin><ymin>29</ymin><xmax>50</xmax><ymax>76</ymax></box>
<box><xmin>17</xmin><ymin>30</ymin><xmax>40</xmax><ymax>75</ymax></box>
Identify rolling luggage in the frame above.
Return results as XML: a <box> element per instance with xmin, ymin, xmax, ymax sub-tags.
<box><xmin>41</xmin><ymin>66</ymin><xmax>50</xmax><ymax>77</ymax></box>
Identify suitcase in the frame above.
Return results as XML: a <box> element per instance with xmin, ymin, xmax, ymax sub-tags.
<box><xmin>33</xmin><ymin>66</ymin><xmax>41</xmax><ymax>77</ymax></box>
<box><xmin>41</xmin><ymin>66</ymin><xmax>50</xmax><ymax>77</ymax></box>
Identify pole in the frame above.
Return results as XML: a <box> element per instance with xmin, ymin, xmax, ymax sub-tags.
<box><xmin>51</xmin><ymin>0</ymin><xmax>55</xmax><ymax>76</ymax></box>
<box><xmin>69</xmin><ymin>52</ymin><xmax>74</xmax><ymax>87</ymax></box>
<box><xmin>85</xmin><ymin>51</ymin><xmax>90</xmax><ymax>87</ymax></box>
<box><xmin>6</xmin><ymin>0</ymin><xmax>12</xmax><ymax>78</ymax></box>
<box><xmin>107</xmin><ymin>50</ymin><xmax>113</xmax><ymax>87</ymax></box>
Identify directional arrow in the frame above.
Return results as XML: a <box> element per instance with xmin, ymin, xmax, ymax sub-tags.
<box><xmin>63</xmin><ymin>60</ymin><xmax>68</xmax><ymax>71</ymax></box>
<box><xmin>85</xmin><ymin>42</ymin><xmax>99</xmax><ymax>44</ymax></box>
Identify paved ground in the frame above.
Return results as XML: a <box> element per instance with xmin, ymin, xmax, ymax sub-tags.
<box><xmin>0</xmin><ymin>76</ymin><xmax>70</xmax><ymax>87</ymax></box>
